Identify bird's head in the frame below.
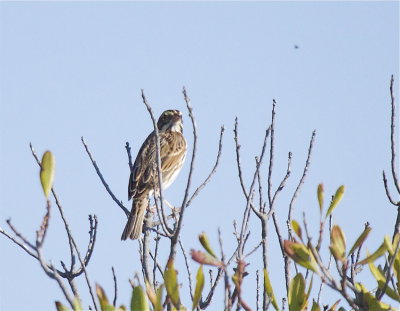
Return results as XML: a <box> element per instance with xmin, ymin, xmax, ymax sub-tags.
<box><xmin>157</xmin><ymin>110</ymin><xmax>183</xmax><ymax>133</ymax></box>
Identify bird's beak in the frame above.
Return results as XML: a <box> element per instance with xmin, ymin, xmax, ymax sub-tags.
<box><xmin>173</xmin><ymin>114</ymin><xmax>182</xmax><ymax>123</ymax></box>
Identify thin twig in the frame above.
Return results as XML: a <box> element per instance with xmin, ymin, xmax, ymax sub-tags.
<box><xmin>125</xmin><ymin>142</ymin><xmax>134</xmax><ymax>174</ymax></box>
<box><xmin>186</xmin><ymin>126</ymin><xmax>224</xmax><ymax>207</ymax></box>
<box><xmin>153</xmin><ymin>230</ymin><xmax>160</xmax><ymax>289</ymax></box>
<box><xmin>142</xmin><ymin>213</ymin><xmax>153</xmax><ymax>285</ymax></box>
<box><xmin>382</xmin><ymin>171</ymin><xmax>398</xmax><ymax>206</ymax></box>
<box><xmin>6</xmin><ymin>219</ymin><xmax>36</xmax><ymax>250</ymax></box>
<box><xmin>0</xmin><ymin>226</ymin><xmax>38</xmax><ymax>259</ymax></box>
<box><xmin>169</xmin><ymin>87</ymin><xmax>198</xmax><ymax>259</ymax></box>
<box><xmin>287</xmin><ymin>130</ymin><xmax>316</xmax><ymax>239</ymax></box>
<box><xmin>270</xmin><ymin>152</ymin><xmax>292</xmax><ymax>212</ymax></box>
<box><xmin>179</xmin><ymin>238</ymin><xmax>194</xmax><ymax>301</ymax></box>
<box><xmin>267</xmin><ymin>100</ymin><xmax>276</xmax><ymax>208</ymax></box>
<box><xmin>112</xmin><ymin>267</ymin><xmax>118</xmax><ymax>307</ymax></box>
<box><xmin>81</xmin><ymin>137</ymin><xmax>129</xmax><ymax>217</ymax></box>
<box><xmin>377</xmin><ymin>229</ymin><xmax>400</xmax><ymax>300</ymax></box>
<box><xmin>388</xmin><ymin>75</ymin><xmax>400</xmax><ymax>194</ymax></box>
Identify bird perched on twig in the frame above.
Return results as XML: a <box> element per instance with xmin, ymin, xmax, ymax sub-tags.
<box><xmin>121</xmin><ymin>110</ymin><xmax>187</xmax><ymax>240</ymax></box>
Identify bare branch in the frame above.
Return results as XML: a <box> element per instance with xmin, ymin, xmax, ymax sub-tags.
<box><xmin>152</xmin><ymin>191</ymin><xmax>173</xmax><ymax>237</ymax></box>
<box><xmin>125</xmin><ymin>142</ymin><xmax>134</xmax><ymax>174</ymax></box>
<box><xmin>179</xmin><ymin>238</ymin><xmax>194</xmax><ymax>301</ymax></box>
<box><xmin>111</xmin><ymin>267</ymin><xmax>118</xmax><ymax>307</ymax></box>
<box><xmin>233</xmin><ymin>117</ymin><xmax>249</xmax><ymax>198</ymax></box>
<box><xmin>36</xmin><ymin>200</ymin><xmax>51</xmax><ymax>248</ymax></box>
<box><xmin>377</xmin><ymin>228</ymin><xmax>400</xmax><ymax>301</ymax></box>
<box><xmin>383</xmin><ymin>171</ymin><xmax>398</xmax><ymax>206</ymax></box>
<box><xmin>153</xmin><ymin>230</ymin><xmax>161</xmax><ymax>289</ymax></box>
<box><xmin>0</xmin><ymin>225</ymin><xmax>38</xmax><ymax>259</ymax></box>
<box><xmin>186</xmin><ymin>126</ymin><xmax>224</xmax><ymax>207</ymax></box>
<box><xmin>267</xmin><ymin>100</ymin><xmax>276</xmax><ymax>208</ymax></box>
<box><xmin>142</xmin><ymin>213</ymin><xmax>153</xmax><ymax>285</ymax></box>
<box><xmin>389</xmin><ymin>75</ymin><xmax>400</xmax><ymax>194</ymax></box>
<box><xmin>81</xmin><ymin>137</ymin><xmax>129</xmax><ymax>217</ymax></box>
<box><xmin>169</xmin><ymin>87</ymin><xmax>198</xmax><ymax>259</ymax></box>
<box><xmin>6</xmin><ymin>219</ymin><xmax>36</xmax><ymax>250</ymax></box>
<box><xmin>287</xmin><ymin>130</ymin><xmax>316</xmax><ymax>239</ymax></box>
<box><xmin>270</xmin><ymin>152</ymin><xmax>292</xmax><ymax>214</ymax></box>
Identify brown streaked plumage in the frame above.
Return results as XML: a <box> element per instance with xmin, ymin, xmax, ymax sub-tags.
<box><xmin>121</xmin><ymin>110</ymin><xmax>187</xmax><ymax>240</ymax></box>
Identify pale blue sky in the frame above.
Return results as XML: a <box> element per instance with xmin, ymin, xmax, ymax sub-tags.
<box><xmin>0</xmin><ymin>2</ymin><xmax>399</xmax><ymax>310</ymax></box>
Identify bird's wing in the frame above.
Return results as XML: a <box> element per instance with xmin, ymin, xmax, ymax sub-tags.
<box><xmin>128</xmin><ymin>132</ymin><xmax>184</xmax><ymax>200</ymax></box>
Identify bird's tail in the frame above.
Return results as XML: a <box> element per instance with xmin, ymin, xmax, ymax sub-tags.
<box><xmin>121</xmin><ymin>198</ymin><xmax>147</xmax><ymax>240</ymax></box>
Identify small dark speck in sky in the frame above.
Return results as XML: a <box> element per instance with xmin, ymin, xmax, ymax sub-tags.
<box><xmin>294</xmin><ymin>44</ymin><xmax>299</xmax><ymax>49</ymax></box>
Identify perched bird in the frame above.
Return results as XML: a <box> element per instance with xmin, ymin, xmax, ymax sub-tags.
<box><xmin>121</xmin><ymin>110</ymin><xmax>187</xmax><ymax>240</ymax></box>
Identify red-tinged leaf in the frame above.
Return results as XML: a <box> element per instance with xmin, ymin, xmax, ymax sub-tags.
<box><xmin>284</xmin><ymin>240</ymin><xmax>318</xmax><ymax>272</ymax></box>
<box><xmin>55</xmin><ymin>301</ymin><xmax>70</xmax><ymax>311</ymax></box>
<box><xmin>190</xmin><ymin>249</ymin><xmax>222</xmax><ymax>267</ymax></box>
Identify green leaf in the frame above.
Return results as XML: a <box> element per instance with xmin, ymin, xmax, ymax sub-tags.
<box><xmin>155</xmin><ymin>285</ymin><xmax>164</xmax><ymax>311</ymax></box>
<box><xmin>144</xmin><ymin>280</ymin><xmax>156</xmax><ymax>308</ymax></box>
<box><xmin>348</xmin><ymin>226</ymin><xmax>372</xmax><ymax>256</ymax></box>
<box><xmin>330</xmin><ymin>225</ymin><xmax>346</xmax><ymax>261</ymax></box>
<box><xmin>284</xmin><ymin>240</ymin><xmax>318</xmax><ymax>272</ymax></box>
<box><xmin>384</xmin><ymin>235</ymin><xmax>395</xmax><ymax>256</ymax></box>
<box><xmin>325</xmin><ymin>185</ymin><xmax>345</xmax><ymax>218</ymax></box>
<box><xmin>198</xmin><ymin>232</ymin><xmax>217</xmax><ymax>258</ymax></box>
<box><xmin>369</xmin><ymin>261</ymin><xmax>400</xmax><ymax>301</ymax></box>
<box><xmin>327</xmin><ymin>300</ymin><xmax>340</xmax><ymax>311</ymax></box>
<box><xmin>192</xmin><ymin>265</ymin><xmax>205</xmax><ymax>310</ymax></box>
<box><xmin>311</xmin><ymin>301</ymin><xmax>321</xmax><ymax>311</ymax></box>
<box><xmin>317</xmin><ymin>184</ymin><xmax>324</xmax><ymax>213</ymax></box>
<box><xmin>356</xmin><ymin>283</ymin><xmax>392</xmax><ymax>310</ymax></box>
<box><xmin>72</xmin><ymin>297</ymin><xmax>83</xmax><ymax>311</ymax></box>
<box><xmin>291</xmin><ymin>220</ymin><xmax>302</xmax><ymax>240</ymax></box>
<box><xmin>55</xmin><ymin>301</ymin><xmax>70</xmax><ymax>311</ymax></box>
<box><xmin>131</xmin><ymin>286</ymin><xmax>149</xmax><ymax>311</ymax></box>
<box><xmin>164</xmin><ymin>259</ymin><xmax>180</xmax><ymax>309</ymax></box>
<box><xmin>288</xmin><ymin>273</ymin><xmax>306</xmax><ymax>311</ymax></box>
<box><xmin>264</xmin><ymin>268</ymin><xmax>280</xmax><ymax>311</ymax></box>
<box><xmin>378</xmin><ymin>280</ymin><xmax>400</xmax><ymax>301</ymax></box>
<box><xmin>40</xmin><ymin>151</ymin><xmax>55</xmax><ymax>198</ymax></box>
<box><xmin>369</xmin><ymin>260</ymin><xmax>386</xmax><ymax>283</ymax></box>
<box><xmin>359</xmin><ymin>242</ymin><xmax>388</xmax><ymax>265</ymax></box>
<box><xmin>96</xmin><ymin>284</ymin><xmax>110</xmax><ymax>311</ymax></box>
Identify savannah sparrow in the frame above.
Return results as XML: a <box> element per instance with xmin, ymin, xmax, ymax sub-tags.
<box><xmin>121</xmin><ymin>110</ymin><xmax>187</xmax><ymax>240</ymax></box>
